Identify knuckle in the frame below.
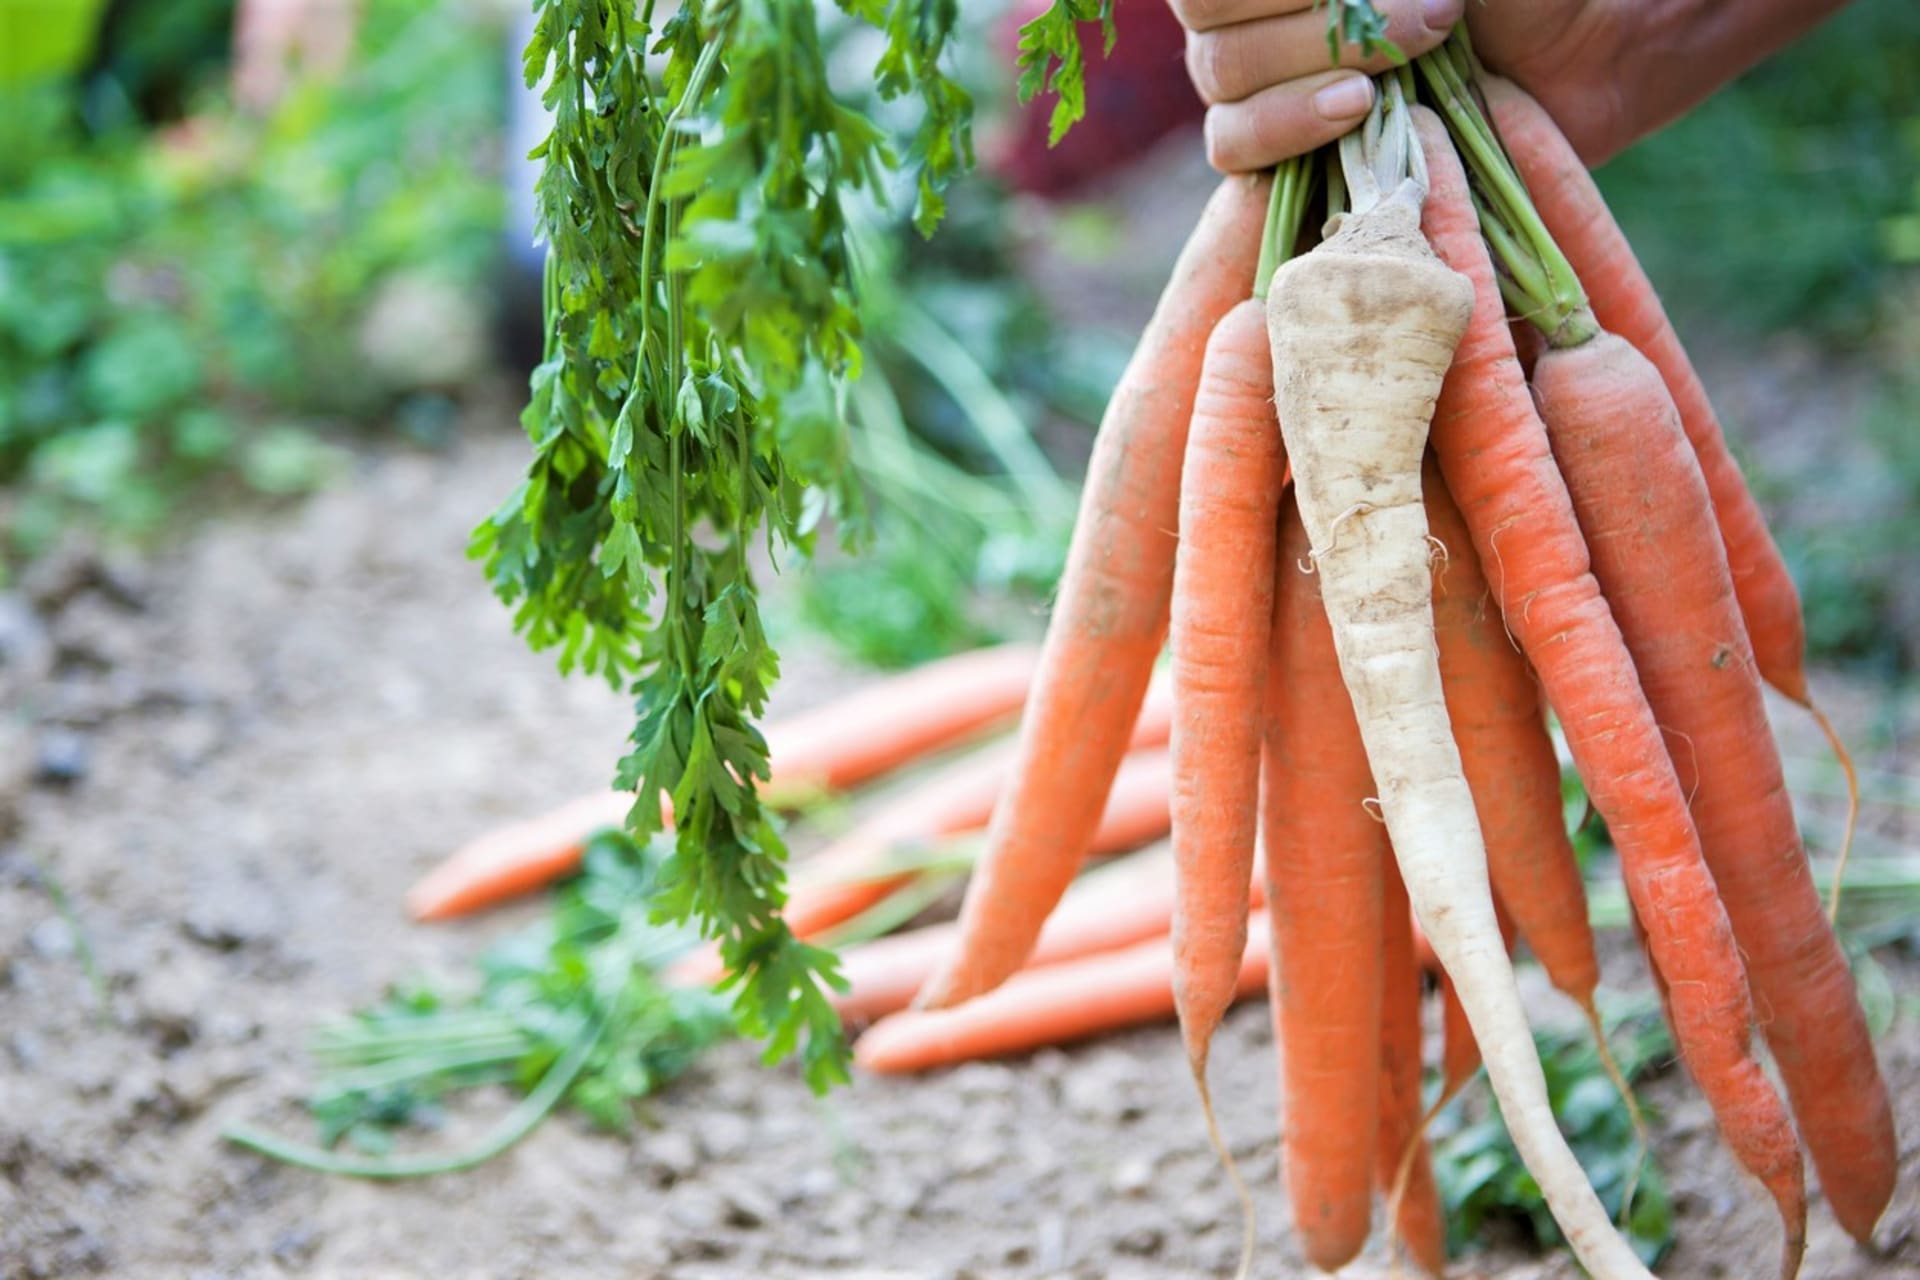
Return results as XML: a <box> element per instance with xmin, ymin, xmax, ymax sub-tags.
<box><xmin>1203</xmin><ymin>109</ymin><xmax>1233</xmax><ymax>170</ymax></box>
<box><xmin>1172</xmin><ymin>0</ymin><xmax>1223</xmax><ymax>32</ymax></box>
<box><xmin>1185</xmin><ymin>32</ymin><xmax>1226</xmax><ymax>103</ymax></box>
<box><xmin>1248</xmin><ymin>94</ymin><xmax>1312</xmax><ymax>164</ymax></box>
<box><xmin>1194</xmin><ymin>32</ymin><xmax>1242</xmax><ymax>102</ymax></box>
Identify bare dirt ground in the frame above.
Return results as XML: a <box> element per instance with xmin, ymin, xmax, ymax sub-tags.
<box><xmin>2</xmin><ymin>420</ymin><xmax>1919</xmax><ymax>1280</ymax></box>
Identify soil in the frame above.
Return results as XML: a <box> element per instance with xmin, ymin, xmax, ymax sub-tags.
<box><xmin>5</xmin><ymin>137</ymin><xmax>1920</xmax><ymax>1280</ymax></box>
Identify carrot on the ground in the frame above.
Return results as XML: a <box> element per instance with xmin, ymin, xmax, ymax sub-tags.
<box><xmin>915</xmin><ymin>173</ymin><xmax>1274</xmax><ymax>1012</ymax></box>
<box><xmin>832</xmin><ymin>839</ymin><xmax>1267</xmax><ymax>1024</ymax></box>
<box><xmin>672</xmin><ymin>732</ymin><xmax>1177</xmax><ymax>990</ymax></box>
<box><xmin>1263</xmin><ymin>495</ymin><xmax>1384</xmax><ymax>1272</ymax></box>
<box><xmin>407</xmin><ymin>642</ymin><xmax>1044</xmax><ymax>920</ymax></box>
<box><xmin>855</xmin><ymin>915</ymin><xmax>1269</xmax><ymax>1074</ymax></box>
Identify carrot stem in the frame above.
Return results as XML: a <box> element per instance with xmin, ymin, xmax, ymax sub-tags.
<box><xmin>1415</xmin><ymin>38</ymin><xmax>1596</xmax><ymax>347</ymax></box>
<box><xmin>1809</xmin><ymin>701</ymin><xmax>1863</xmax><ymax>925</ymax></box>
<box><xmin>222</xmin><ymin>1018</ymin><xmax>606</xmax><ymax>1179</ymax></box>
<box><xmin>1582</xmin><ymin>998</ymin><xmax>1651</xmax><ymax>1227</ymax></box>
<box><xmin>1256</xmin><ymin>156</ymin><xmax>1312</xmax><ymax>301</ymax></box>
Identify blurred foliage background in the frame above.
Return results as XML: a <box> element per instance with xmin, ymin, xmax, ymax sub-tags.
<box><xmin>0</xmin><ymin>0</ymin><xmax>505</xmax><ymax>559</ymax></box>
<box><xmin>1595</xmin><ymin>0</ymin><xmax>1920</xmax><ymax>675</ymax></box>
<box><xmin>0</xmin><ymin>0</ymin><xmax>1913</xmax><ymax>673</ymax></box>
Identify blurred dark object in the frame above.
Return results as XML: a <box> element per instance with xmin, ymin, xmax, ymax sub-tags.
<box><xmin>82</xmin><ymin>0</ymin><xmax>236</xmax><ymax>127</ymax></box>
<box><xmin>497</xmin><ymin>0</ymin><xmax>547</xmax><ymax>380</ymax></box>
<box><xmin>988</xmin><ymin>0</ymin><xmax>1204</xmax><ymax>198</ymax></box>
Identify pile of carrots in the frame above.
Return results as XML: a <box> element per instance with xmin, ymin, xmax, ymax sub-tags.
<box><xmin>407</xmin><ymin>642</ymin><xmax>1212</xmax><ymax>1038</ymax></box>
<box><xmin>410</xmin><ymin>34</ymin><xmax>1896</xmax><ymax>1280</ymax></box>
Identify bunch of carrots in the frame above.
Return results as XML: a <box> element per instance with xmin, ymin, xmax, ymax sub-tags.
<box><xmin>408</xmin><ymin>33</ymin><xmax>1894</xmax><ymax>1280</ymax></box>
<box><xmin>907</xmin><ymin>36</ymin><xmax>1889</xmax><ymax>1279</ymax></box>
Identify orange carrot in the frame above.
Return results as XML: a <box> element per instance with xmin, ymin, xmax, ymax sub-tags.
<box><xmin>1483</xmin><ymin>90</ymin><xmax>1800</xmax><ymax>706</ymax></box>
<box><xmin>1415</xmin><ymin>110</ymin><xmax>1811</xmax><ymax>1271</ymax></box>
<box><xmin>855</xmin><ymin>914</ymin><xmax>1270</xmax><ymax>1073</ymax></box>
<box><xmin>408</xmin><ymin>642</ymin><xmax>1043</xmax><ymax>920</ymax></box>
<box><xmin>1486</xmin><ymin>74</ymin><xmax>1864</xmax><ymax>919</ymax></box>
<box><xmin>1425</xmin><ymin>458</ymin><xmax>1633</xmax><ymax>1134</ymax></box>
<box><xmin>1077</xmin><ymin>744</ymin><xmax>1177</xmax><ymax>859</ymax></box>
<box><xmin>1530</xmin><ymin>328</ymin><xmax>1853</xmax><ymax>1272</ymax></box>
<box><xmin>1263</xmin><ymin>496</ymin><xmax>1383</xmax><ymax>1272</ymax></box>
<box><xmin>1492</xmin><ymin>80</ymin><xmax>1890</xmax><ymax>1255</ymax></box>
<box><xmin>916</xmin><ymin>174</ymin><xmax>1274</xmax><ymax>1011</ymax></box>
<box><xmin>784</xmin><ymin>705</ymin><xmax>1177</xmax><ymax>932</ymax></box>
<box><xmin>1378</xmin><ymin>853</ymin><xmax>1444</xmax><ymax>1277</ymax></box>
<box><xmin>777</xmin><ymin>740</ymin><xmax>1022</xmax><ymax>941</ymax></box>
<box><xmin>1170</xmin><ymin>297</ymin><xmax>1287</xmax><ymax>1088</ymax></box>
<box><xmin>1427</xmin><ymin>459</ymin><xmax>1596</xmax><ymax>1012</ymax></box>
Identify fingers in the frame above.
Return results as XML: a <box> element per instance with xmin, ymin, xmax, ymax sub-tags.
<box><xmin>1203</xmin><ymin>70</ymin><xmax>1377</xmax><ymax>173</ymax></box>
<box><xmin>1168</xmin><ymin>0</ymin><xmax>1315</xmax><ymax>36</ymax></box>
<box><xmin>1184</xmin><ymin>0</ymin><xmax>1465</xmax><ymax>106</ymax></box>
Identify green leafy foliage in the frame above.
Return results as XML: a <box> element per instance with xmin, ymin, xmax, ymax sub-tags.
<box><xmin>1319</xmin><ymin>0</ymin><xmax>1399</xmax><ymax>63</ymax></box>
<box><xmin>477</xmin><ymin>0</ymin><xmax>980</xmax><ymax>1092</ymax></box>
<box><xmin>0</xmin><ymin>0</ymin><xmax>501</xmax><ymax>568</ymax></box>
<box><xmin>1012</xmin><ymin>0</ymin><xmax>1115</xmax><ymax>145</ymax></box>
<box><xmin>1433</xmin><ymin>998</ymin><xmax>1676</xmax><ymax>1266</ymax></box>
<box><xmin>302</xmin><ymin>831</ymin><xmax>731</xmax><ymax>1155</ymax></box>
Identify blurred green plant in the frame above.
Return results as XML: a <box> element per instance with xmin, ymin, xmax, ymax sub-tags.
<box><xmin>774</xmin><ymin>13</ymin><xmax>1118</xmax><ymax>670</ymax></box>
<box><xmin>1433</xmin><ymin>996</ymin><xmax>1676</xmax><ymax>1267</ymax></box>
<box><xmin>793</xmin><ymin>190</ymin><xmax>1085</xmax><ymax>669</ymax></box>
<box><xmin>224</xmin><ymin>829</ymin><xmax>732</xmax><ymax>1175</ymax></box>
<box><xmin>0</xmin><ymin>0</ymin><xmax>502</xmax><ymax>570</ymax></box>
<box><xmin>1595</xmin><ymin>0</ymin><xmax>1919</xmax><ymax>343</ymax></box>
<box><xmin>1595</xmin><ymin>0</ymin><xmax>1920</xmax><ymax>673</ymax></box>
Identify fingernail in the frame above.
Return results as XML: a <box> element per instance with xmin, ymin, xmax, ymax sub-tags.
<box><xmin>1423</xmin><ymin>0</ymin><xmax>1464</xmax><ymax>30</ymax></box>
<box><xmin>1311</xmin><ymin>76</ymin><xmax>1373</xmax><ymax>122</ymax></box>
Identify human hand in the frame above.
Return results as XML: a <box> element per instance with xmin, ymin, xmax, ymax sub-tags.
<box><xmin>232</xmin><ymin>0</ymin><xmax>361</xmax><ymax>112</ymax></box>
<box><xmin>1172</xmin><ymin>0</ymin><xmax>1636</xmax><ymax>172</ymax></box>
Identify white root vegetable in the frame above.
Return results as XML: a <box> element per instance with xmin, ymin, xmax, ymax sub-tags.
<box><xmin>1263</xmin><ymin>99</ymin><xmax>1653</xmax><ymax>1280</ymax></box>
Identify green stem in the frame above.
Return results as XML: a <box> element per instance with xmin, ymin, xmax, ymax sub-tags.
<box><xmin>1255</xmin><ymin>156</ymin><xmax>1312</xmax><ymax>300</ymax></box>
<box><xmin>630</xmin><ymin>37</ymin><xmax>724</xmax><ymax>414</ymax></box>
<box><xmin>1415</xmin><ymin>36</ymin><xmax>1597</xmax><ymax>347</ymax></box>
<box><xmin>318</xmin><ymin>1042</ymin><xmax>533</xmax><ymax>1094</ymax></box>
<box><xmin>222</xmin><ymin>1019</ymin><xmax>607</xmax><ymax>1180</ymax></box>
<box><xmin>312</xmin><ymin>1022</ymin><xmax>526</xmax><ymax>1063</ymax></box>
<box><xmin>818</xmin><ymin>870</ymin><xmax>966</xmax><ymax>949</ymax></box>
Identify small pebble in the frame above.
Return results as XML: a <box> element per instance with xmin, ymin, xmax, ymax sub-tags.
<box><xmin>34</xmin><ymin>729</ymin><xmax>91</xmax><ymax>786</ymax></box>
<box><xmin>1109</xmin><ymin>1156</ymin><xmax>1155</xmax><ymax>1196</ymax></box>
<box><xmin>1113</xmin><ymin>1223</ymin><xmax>1166</xmax><ymax>1257</ymax></box>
